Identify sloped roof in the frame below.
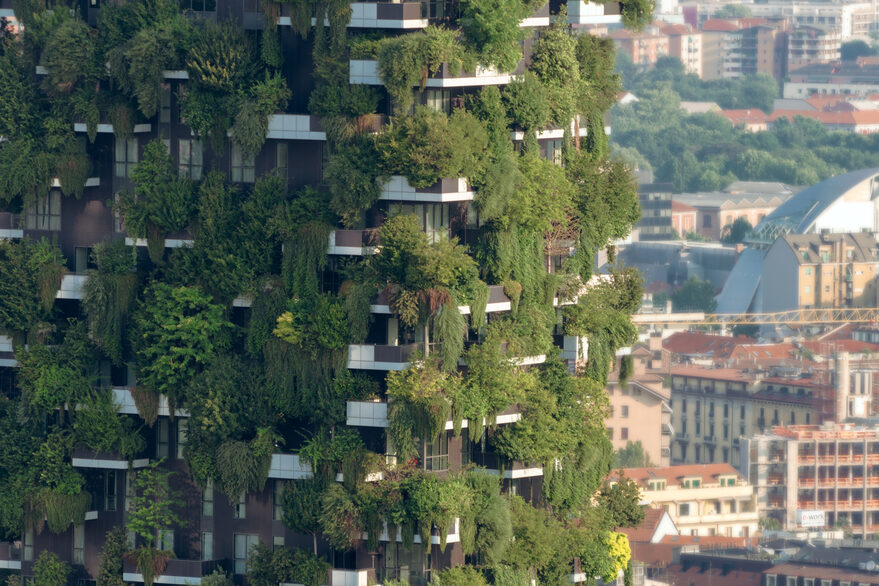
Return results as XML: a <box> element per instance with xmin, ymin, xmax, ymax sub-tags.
<box><xmin>715</xmin><ymin>247</ymin><xmax>764</xmax><ymax>314</ymax></box>
<box><xmin>663</xmin><ymin>332</ymin><xmax>747</xmax><ymax>358</ymax></box>
<box><xmin>621</xmin><ymin>508</ymin><xmax>668</xmax><ymax>543</ymax></box>
<box><xmin>614</xmin><ymin>463</ymin><xmax>742</xmax><ymax>488</ymax></box>
<box><xmin>720</xmin><ymin>109</ymin><xmax>769</xmax><ymax>125</ymax></box>
<box><xmin>672</xmin><ymin>200</ymin><xmax>698</xmax><ymax>213</ymax></box>
<box><xmin>702</xmin><ymin>19</ymin><xmax>741</xmax><ymax>32</ymax></box>
<box><xmin>777</xmin><ymin>232</ymin><xmax>879</xmax><ymax>264</ymax></box>
<box><xmin>754</xmin><ymin>168</ymin><xmax>879</xmax><ymax>238</ymax></box>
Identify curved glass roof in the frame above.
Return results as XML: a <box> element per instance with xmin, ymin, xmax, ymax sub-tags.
<box><xmin>750</xmin><ymin>168</ymin><xmax>879</xmax><ymax>244</ymax></box>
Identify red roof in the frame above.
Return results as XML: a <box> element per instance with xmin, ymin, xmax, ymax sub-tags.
<box><xmin>663</xmin><ymin>332</ymin><xmax>750</xmax><ymax>358</ymax></box>
<box><xmin>672</xmin><ymin>200</ymin><xmax>698</xmax><ymax>213</ymax></box>
<box><xmin>702</xmin><ymin>19</ymin><xmax>741</xmax><ymax>32</ymax></box>
<box><xmin>614</xmin><ymin>463</ymin><xmax>741</xmax><ymax>488</ymax></box>
<box><xmin>661</xmin><ymin>23</ymin><xmax>694</xmax><ymax>35</ymax></box>
<box><xmin>801</xmin><ymin>339</ymin><xmax>879</xmax><ymax>354</ymax></box>
<box><xmin>670</xmin><ymin>365</ymin><xmax>754</xmax><ymax>383</ymax></box>
<box><xmin>720</xmin><ymin>109</ymin><xmax>769</xmax><ymax>125</ymax></box>
<box><xmin>620</xmin><ymin>508</ymin><xmax>668</xmax><ymax>543</ymax></box>
<box><xmin>728</xmin><ymin>342</ymin><xmax>797</xmax><ymax>361</ymax></box>
<box><xmin>769</xmin><ymin>109</ymin><xmax>879</xmax><ymax>127</ymax></box>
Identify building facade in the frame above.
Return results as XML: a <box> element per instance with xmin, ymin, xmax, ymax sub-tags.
<box><xmin>613</xmin><ymin>464</ymin><xmax>759</xmax><ymax>538</ymax></box>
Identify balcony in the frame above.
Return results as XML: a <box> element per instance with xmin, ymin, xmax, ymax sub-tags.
<box><xmin>471</xmin><ymin>451</ymin><xmax>542</xmax><ymax>479</ymax></box>
<box><xmin>0</xmin><ymin>335</ymin><xmax>14</xmax><ymax>367</ymax></box>
<box><xmin>373</xmin><ymin>518</ymin><xmax>462</xmax><ymax>545</ymax></box>
<box><xmin>328</xmin><ymin>229</ymin><xmax>378</xmax><ymax>256</ymax></box>
<box><xmin>346</xmin><ymin>400</ymin><xmax>521</xmax><ymax>429</ymax></box>
<box><xmin>0</xmin><ymin>212</ymin><xmax>21</xmax><ymax>239</ymax></box>
<box><xmin>267</xmin><ymin>453</ymin><xmax>313</xmax><ymax>480</ymax></box>
<box><xmin>346</xmin><ymin>2</ymin><xmax>427</xmax><ymax>28</ymax></box>
<box><xmin>0</xmin><ymin>543</ymin><xmax>20</xmax><ymax>570</ymax></box>
<box><xmin>123</xmin><ymin>559</ymin><xmax>227</xmax><ymax>584</ymax></box>
<box><xmin>566</xmin><ymin>0</ymin><xmax>621</xmax><ymax>25</ymax></box>
<box><xmin>350</xmin><ymin>59</ymin><xmax>515</xmax><ymax>88</ymax></box>
<box><xmin>370</xmin><ymin>285</ymin><xmax>511</xmax><ymax>314</ymax></box>
<box><xmin>124</xmin><ymin>230</ymin><xmax>194</xmax><ymax>249</ymax></box>
<box><xmin>330</xmin><ymin>568</ymin><xmax>377</xmax><ymax>586</ymax></box>
<box><xmin>347</xmin><ymin>343</ymin><xmax>418</xmax><ymax>370</ymax></box>
<box><xmin>266</xmin><ymin>114</ymin><xmax>327</xmax><ymax>141</ymax></box>
<box><xmin>380</xmin><ymin>176</ymin><xmax>475</xmax><ymax>203</ymax></box>
<box><xmin>112</xmin><ymin>388</ymin><xmax>190</xmax><ymax>418</ymax></box>
<box><xmin>73</xmin><ymin>122</ymin><xmax>151</xmax><ymax>134</ymax></box>
<box><xmin>56</xmin><ymin>274</ymin><xmax>87</xmax><ymax>300</ymax></box>
<box><xmin>560</xmin><ymin>335</ymin><xmax>588</xmax><ymax>362</ymax></box>
<box><xmin>71</xmin><ymin>448</ymin><xmax>149</xmax><ymax>470</ymax></box>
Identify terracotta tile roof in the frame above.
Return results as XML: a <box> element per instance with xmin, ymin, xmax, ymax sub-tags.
<box><xmin>702</xmin><ymin>19</ymin><xmax>741</xmax><ymax>32</ymax></box>
<box><xmin>663</xmin><ymin>332</ymin><xmax>750</xmax><ymax>358</ymax></box>
<box><xmin>661</xmin><ymin>23</ymin><xmax>694</xmax><ymax>35</ymax></box>
<box><xmin>720</xmin><ymin>109</ymin><xmax>769</xmax><ymax>125</ymax></box>
<box><xmin>672</xmin><ymin>200</ymin><xmax>698</xmax><ymax>213</ymax></box>
<box><xmin>728</xmin><ymin>343</ymin><xmax>797</xmax><ymax>361</ymax></box>
<box><xmin>661</xmin><ymin>535</ymin><xmax>757</xmax><ymax>548</ymax></box>
<box><xmin>801</xmin><ymin>339</ymin><xmax>879</xmax><ymax>354</ymax></box>
<box><xmin>613</xmin><ymin>463</ymin><xmax>741</xmax><ymax>487</ymax></box>
<box><xmin>738</xmin><ymin>17</ymin><xmax>769</xmax><ymax>28</ymax></box>
<box><xmin>670</xmin><ymin>365</ymin><xmax>754</xmax><ymax>383</ymax></box>
<box><xmin>620</xmin><ymin>508</ymin><xmax>667</xmax><ymax>543</ymax></box>
<box><xmin>771</xmin><ymin>562</ymin><xmax>879</xmax><ymax>583</ymax></box>
<box><xmin>630</xmin><ymin>542</ymin><xmax>677</xmax><ymax>566</ymax></box>
<box><xmin>645</xmin><ymin>280</ymin><xmax>671</xmax><ymax>294</ymax></box>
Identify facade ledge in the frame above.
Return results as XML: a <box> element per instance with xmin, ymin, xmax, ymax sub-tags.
<box><xmin>56</xmin><ymin>274</ymin><xmax>87</xmax><ymax>300</ymax></box>
<box><xmin>350</xmin><ymin>59</ymin><xmax>515</xmax><ymax>88</ymax></box>
<box><xmin>346</xmin><ymin>400</ymin><xmax>522</xmax><ymax>429</ymax></box>
<box><xmin>112</xmin><ymin>388</ymin><xmax>190</xmax><ymax>418</ymax></box>
<box><xmin>266</xmin><ymin>114</ymin><xmax>327</xmax><ymax>141</ymax></box>
<box><xmin>566</xmin><ymin>0</ymin><xmax>622</xmax><ymax>25</ymax></box>
<box><xmin>380</xmin><ymin>176</ymin><xmax>474</xmax><ymax>203</ymax></box>
<box><xmin>268</xmin><ymin>453</ymin><xmax>313</xmax><ymax>480</ymax></box>
<box><xmin>74</xmin><ymin>122</ymin><xmax>152</xmax><ymax>134</ymax></box>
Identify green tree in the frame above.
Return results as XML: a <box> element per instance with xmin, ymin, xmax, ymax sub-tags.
<box><xmin>613</xmin><ymin>440</ymin><xmax>653</xmax><ymax>468</ymax></box>
<box><xmin>282</xmin><ymin>478</ymin><xmax>325</xmax><ymax>554</ymax></box>
<box><xmin>599</xmin><ymin>474</ymin><xmax>645</xmax><ymax>528</ymax></box>
<box><xmin>130</xmin><ymin>283</ymin><xmax>233</xmax><ymax>406</ymax></box>
<box><xmin>842</xmin><ymin>40</ymin><xmax>877</xmax><ymax>61</ymax></box>
<box><xmin>721</xmin><ymin>216</ymin><xmax>753</xmax><ymax>244</ymax></box>
<box><xmin>126</xmin><ymin>462</ymin><xmax>184</xmax><ymax>586</ymax></box>
<box><xmin>715</xmin><ymin>4</ymin><xmax>751</xmax><ymax>17</ymax></box>
<box><xmin>33</xmin><ymin>551</ymin><xmax>70</xmax><ymax>586</ymax></box>
<box><xmin>670</xmin><ymin>276</ymin><xmax>717</xmax><ymax>313</ymax></box>
<box><xmin>97</xmin><ymin>527</ymin><xmax>128</xmax><ymax>586</ymax></box>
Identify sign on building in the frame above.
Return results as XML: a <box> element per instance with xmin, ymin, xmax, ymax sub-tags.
<box><xmin>796</xmin><ymin>510</ymin><xmax>826</xmax><ymax>527</ymax></box>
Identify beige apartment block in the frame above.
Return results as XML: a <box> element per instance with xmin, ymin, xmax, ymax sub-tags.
<box><xmin>670</xmin><ymin>366</ymin><xmax>822</xmax><ymax>466</ymax></box>
<box><xmin>662</xmin><ymin>24</ymin><xmax>702</xmax><ymax>76</ymax></box>
<box><xmin>607</xmin><ymin>346</ymin><xmax>672</xmax><ymax>466</ymax></box>
<box><xmin>761</xmin><ymin>232</ymin><xmax>879</xmax><ymax>313</ymax></box>
<box><xmin>612</xmin><ymin>463</ymin><xmax>759</xmax><ymax>538</ymax></box>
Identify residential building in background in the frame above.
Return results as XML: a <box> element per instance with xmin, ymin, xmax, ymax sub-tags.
<box><xmin>761</xmin><ymin>232</ymin><xmax>879</xmax><ymax>312</ymax></box>
<box><xmin>637</xmin><ymin>183</ymin><xmax>675</xmax><ymax>241</ymax></box>
<box><xmin>607</xmin><ymin>346</ymin><xmax>672</xmax><ymax>466</ymax></box>
<box><xmin>741</xmin><ymin>23</ymin><xmax>788</xmax><ymax>79</ymax></box>
<box><xmin>662</xmin><ymin>23</ymin><xmax>702</xmax><ymax>75</ymax></box>
<box><xmin>671</xmin><ymin>201</ymin><xmax>698</xmax><ymax>236</ymax></box>
<box><xmin>613</xmin><ymin>463</ymin><xmax>759</xmax><ymax>537</ymax></box>
<box><xmin>673</xmin><ymin>182</ymin><xmax>793</xmax><ymax>241</ymax></box>
<box><xmin>787</xmin><ymin>25</ymin><xmax>842</xmax><ymax>71</ymax></box>
<box><xmin>610</xmin><ymin>24</ymin><xmax>670</xmax><ymax>67</ymax></box>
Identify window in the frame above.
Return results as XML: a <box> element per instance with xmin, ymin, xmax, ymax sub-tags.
<box><xmin>22</xmin><ymin>528</ymin><xmax>33</xmax><ymax>562</ymax></box>
<box><xmin>156</xmin><ymin>418</ymin><xmax>170</xmax><ymax>459</ymax></box>
<box><xmin>178</xmin><ymin>139</ymin><xmax>203</xmax><ymax>180</ymax></box>
<box><xmin>423</xmin><ymin>433</ymin><xmax>449</xmax><ymax>471</ymax></box>
<box><xmin>703</xmin><ymin>214</ymin><xmax>712</xmax><ymax>228</ymax></box>
<box><xmin>201</xmin><ymin>532</ymin><xmax>213</xmax><ymax>561</ymax></box>
<box><xmin>790</xmin><ymin>411</ymin><xmax>796</xmax><ymax>424</ymax></box>
<box><xmin>740</xmin><ymin>405</ymin><xmax>745</xmax><ymax>418</ymax></box>
<box><xmin>233</xmin><ymin>491</ymin><xmax>247</xmax><ymax>519</ymax></box>
<box><xmin>74</xmin><ymin>247</ymin><xmax>94</xmax><ymax>273</ymax></box>
<box><xmin>25</xmin><ymin>190</ymin><xmax>61</xmax><ymax>231</ymax></box>
<box><xmin>723</xmin><ymin>404</ymin><xmax>729</xmax><ymax>418</ymax></box>
<box><xmin>202</xmin><ymin>479</ymin><xmax>214</xmax><ymax>517</ymax></box>
<box><xmin>679</xmin><ymin>503</ymin><xmax>690</xmax><ymax>516</ymax></box>
<box><xmin>425</xmin><ymin>89</ymin><xmax>451</xmax><ymax>114</ymax></box>
<box><xmin>160</xmin><ymin>88</ymin><xmax>171</xmax><ymax>124</ymax></box>
<box><xmin>607</xmin><ymin>427</ymin><xmax>613</xmax><ymax>439</ymax></box>
<box><xmin>621</xmin><ymin>428</ymin><xmax>629</xmax><ymax>440</ymax></box>
<box><xmin>73</xmin><ymin>525</ymin><xmax>84</xmax><ymax>564</ymax></box>
<box><xmin>621</xmin><ymin>405</ymin><xmax>629</xmax><ymax>418</ymax></box>
<box><xmin>105</xmin><ymin>470</ymin><xmax>117</xmax><ymax>512</ymax></box>
<box><xmin>765</xmin><ymin>575</ymin><xmax>776</xmax><ymax>586</ymax></box>
<box><xmin>273</xmin><ymin>480</ymin><xmax>285</xmax><ymax>521</ymax></box>
<box><xmin>273</xmin><ymin>536</ymin><xmax>285</xmax><ymax>551</ymax></box>
<box><xmin>176</xmin><ymin>419</ymin><xmax>188</xmax><ymax>459</ymax></box>
<box><xmin>723</xmin><ymin>424</ymin><xmax>729</xmax><ymax>440</ymax></box>
<box><xmin>276</xmin><ymin>142</ymin><xmax>288</xmax><ymax>185</ymax></box>
<box><xmin>805</xmin><ymin>268</ymin><xmax>812</xmax><ymax>275</ymax></box>
<box><xmin>231</xmin><ymin>145</ymin><xmax>255</xmax><ymax>183</ymax></box>
<box><xmin>234</xmin><ymin>534</ymin><xmax>259</xmax><ymax>574</ymax></box>
<box><xmin>158</xmin><ymin>529</ymin><xmax>174</xmax><ymax>552</ymax></box>
<box><xmin>115</xmin><ymin>138</ymin><xmax>138</xmax><ymax>178</ymax></box>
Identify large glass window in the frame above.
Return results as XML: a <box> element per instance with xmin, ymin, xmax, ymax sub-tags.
<box><xmin>73</xmin><ymin>525</ymin><xmax>84</xmax><ymax>565</ymax></box>
<box><xmin>201</xmin><ymin>532</ymin><xmax>213</xmax><ymax>561</ymax></box>
<box><xmin>115</xmin><ymin>138</ymin><xmax>138</xmax><ymax>178</ymax></box>
<box><xmin>233</xmin><ymin>491</ymin><xmax>246</xmax><ymax>519</ymax></box>
<box><xmin>276</xmin><ymin>142</ymin><xmax>288</xmax><ymax>185</ymax></box>
<box><xmin>202</xmin><ymin>479</ymin><xmax>214</xmax><ymax>517</ymax></box>
<box><xmin>178</xmin><ymin>139</ymin><xmax>203</xmax><ymax>180</ymax></box>
<box><xmin>176</xmin><ymin>420</ymin><xmax>188</xmax><ymax>459</ymax></box>
<box><xmin>273</xmin><ymin>480</ymin><xmax>285</xmax><ymax>521</ymax></box>
<box><xmin>384</xmin><ymin>542</ymin><xmax>429</xmax><ymax>585</ymax></box>
<box><xmin>231</xmin><ymin>145</ymin><xmax>255</xmax><ymax>183</ymax></box>
<box><xmin>423</xmin><ymin>432</ymin><xmax>448</xmax><ymax>471</ymax></box>
<box><xmin>105</xmin><ymin>470</ymin><xmax>117</xmax><ymax>512</ymax></box>
<box><xmin>234</xmin><ymin>534</ymin><xmax>259</xmax><ymax>574</ymax></box>
<box><xmin>160</xmin><ymin>88</ymin><xmax>171</xmax><ymax>124</ymax></box>
<box><xmin>25</xmin><ymin>190</ymin><xmax>61</xmax><ymax>231</ymax></box>
<box><xmin>156</xmin><ymin>418</ymin><xmax>170</xmax><ymax>459</ymax></box>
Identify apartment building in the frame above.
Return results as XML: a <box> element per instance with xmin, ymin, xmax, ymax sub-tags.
<box><xmin>743</xmin><ymin>423</ymin><xmax>879</xmax><ymax>537</ymax></box>
<box><xmin>741</xmin><ymin>24</ymin><xmax>788</xmax><ymax>79</ymax></box>
<box><xmin>662</xmin><ymin>23</ymin><xmax>702</xmax><ymax>76</ymax></box>
<box><xmin>701</xmin><ymin>19</ymin><xmax>744</xmax><ymax>79</ymax></box>
<box><xmin>670</xmin><ymin>366</ymin><xmax>825</xmax><ymax>465</ymax></box>
<box><xmin>0</xmin><ymin>0</ymin><xmax>639</xmax><ymax>582</ymax></box>
<box><xmin>637</xmin><ymin>183</ymin><xmax>675</xmax><ymax>241</ymax></box>
<box><xmin>607</xmin><ymin>346</ymin><xmax>673</xmax><ymax>466</ymax></box>
<box><xmin>787</xmin><ymin>25</ymin><xmax>842</xmax><ymax>71</ymax></box>
<box><xmin>673</xmin><ymin>182</ymin><xmax>793</xmax><ymax>241</ymax></box>
<box><xmin>613</xmin><ymin>464</ymin><xmax>759</xmax><ymax>538</ymax></box>
<box><xmin>761</xmin><ymin>233</ymin><xmax>879</xmax><ymax>313</ymax></box>
<box><xmin>784</xmin><ymin>61</ymin><xmax>879</xmax><ymax>99</ymax></box>
<box><xmin>610</xmin><ymin>25</ymin><xmax>670</xmax><ymax>68</ymax></box>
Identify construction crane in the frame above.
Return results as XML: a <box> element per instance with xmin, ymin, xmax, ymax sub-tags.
<box><xmin>632</xmin><ymin>307</ymin><xmax>879</xmax><ymax>327</ymax></box>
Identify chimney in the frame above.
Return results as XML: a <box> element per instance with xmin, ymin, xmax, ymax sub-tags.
<box><xmin>836</xmin><ymin>352</ymin><xmax>851</xmax><ymax>423</ymax></box>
